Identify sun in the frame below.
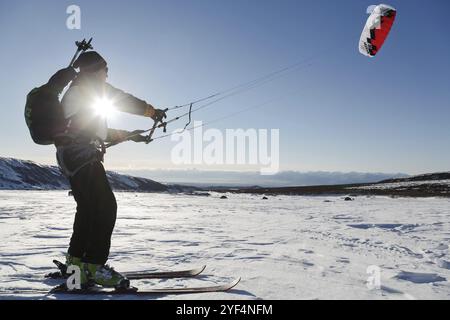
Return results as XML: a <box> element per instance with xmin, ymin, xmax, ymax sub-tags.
<box><xmin>93</xmin><ymin>97</ymin><xmax>116</xmax><ymax>118</ymax></box>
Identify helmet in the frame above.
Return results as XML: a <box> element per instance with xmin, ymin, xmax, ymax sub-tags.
<box><xmin>73</xmin><ymin>51</ymin><xmax>107</xmax><ymax>73</ymax></box>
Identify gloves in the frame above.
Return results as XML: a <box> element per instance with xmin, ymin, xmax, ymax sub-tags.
<box><xmin>127</xmin><ymin>130</ymin><xmax>147</xmax><ymax>143</ymax></box>
<box><xmin>152</xmin><ymin>108</ymin><xmax>167</xmax><ymax>122</ymax></box>
<box><xmin>129</xmin><ymin>135</ymin><xmax>148</xmax><ymax>143</ymax></box>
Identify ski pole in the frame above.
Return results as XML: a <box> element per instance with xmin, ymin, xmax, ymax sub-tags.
<box><xmin>69</xmin><ymin>38</ymin><xmax>93</xmax><ymax>67</ymax></box>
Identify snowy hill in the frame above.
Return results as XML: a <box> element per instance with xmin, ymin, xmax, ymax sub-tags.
<box><xmin>0</xmin><ymin>157</ymin><xmax>168</xmax><ymax>192</ymax></box>
<box><xmin>379</xmin><ymin>172</ymin><xmax>450</xmax><ymax>183</ymax></box>
<box><xmin>223</xmin><ymin>172</ymin><xmax>450</xmax><ymax>197</ymax></box>
<box><xmin>350</xmin><ymin>172</ymin><xmax>450</xmax><ymax>197</ymax></box>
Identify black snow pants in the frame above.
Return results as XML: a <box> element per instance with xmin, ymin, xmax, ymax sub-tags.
<box><xmin>68</xmin><ymin>161</ymin><xmax>117</xmax><ymax>265</ymax></box>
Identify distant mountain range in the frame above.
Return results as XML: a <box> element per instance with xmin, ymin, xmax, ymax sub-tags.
<box><xmin>120</xmin><ymin>169</ymin><xmax>408</xmax><ymax>188</ymax></box>
<box><xmin>0</xmin><ymin>157</ymin><xmax>188</xmax><ymax>192</ymax></box>
<box><xmin>1</xmin><ymin>157</ymin><xmax>448</xmax><ymax>197</ymax></box>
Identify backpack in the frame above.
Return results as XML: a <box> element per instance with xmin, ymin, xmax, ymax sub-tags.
<box><xmin>24</xmin><ymin>67</ymin><xmax>77</xmax><ymax>145</ymax></box>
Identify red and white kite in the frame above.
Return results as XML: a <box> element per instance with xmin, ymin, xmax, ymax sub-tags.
<box><xmin>359</xmin><ymin>4</ymin><xmax>397</xmax><ymax>57</ymax></box>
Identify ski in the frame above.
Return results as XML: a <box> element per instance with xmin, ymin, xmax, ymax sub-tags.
<box><xmin>45</xmin><ymin>260</ymin><xmax>206</xmax><ymax>280</ymax></box>
<box><xmin>49</xmin><ymin>278</ymin><xmax>241</xmax><ymax>295</ymax></box>
<box><xmin>122</xmin><ymin>265</ymin><xmax>206</xmax><ymax>280</ymax></box>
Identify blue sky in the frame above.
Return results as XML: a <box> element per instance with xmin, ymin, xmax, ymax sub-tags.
<box><xmin>0</xmin><ymin>0</ymin><xmax>449</xmax><ymax>177</ymax></box>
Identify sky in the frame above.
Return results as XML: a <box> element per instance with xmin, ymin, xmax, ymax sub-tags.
<box><xmin>0</xmin><ymin>0</ymin><xmax>449</xmax><ymax>181</ymax></box>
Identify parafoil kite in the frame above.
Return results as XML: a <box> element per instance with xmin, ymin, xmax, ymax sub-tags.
<box><xmin>359</xmin><ymin>4</ymin><xmax>397</xmax><ymax>57</ymax></box>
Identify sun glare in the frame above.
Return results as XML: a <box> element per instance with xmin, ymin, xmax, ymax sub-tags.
<box><xmin>93</xmin><ymin>97</ymin><xmax>116</xmax><ymax>118</ymax></box>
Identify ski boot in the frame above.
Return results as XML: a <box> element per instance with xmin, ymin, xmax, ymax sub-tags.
<box><xmin>84</xmin><ymin>263</ymin><xmax>130</xmax><ymax>289</ymax></box>
<box><xmin>65</xmin><ymin>254</ymin><xmax>83</xmax><ymax>269</ymax></box>
<box><xmin>65</xmin><ymin>254</ymin><xmax>92</xmax><ymax>288</ymax></box>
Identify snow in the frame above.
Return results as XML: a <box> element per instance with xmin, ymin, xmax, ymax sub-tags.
<box><xmin>0</xmin><ymin>191</ymin><xmax>449</xmax><ymax>300</ymax></box>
